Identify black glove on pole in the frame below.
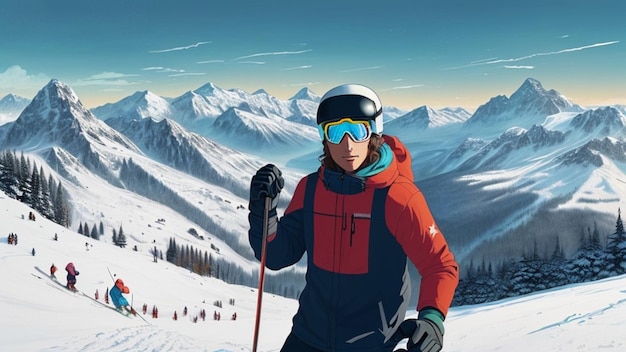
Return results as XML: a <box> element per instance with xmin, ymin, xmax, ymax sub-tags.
<box><xmin>250</xmin><ymin>164</ymin><xmax>283</xmax><ymax>352</ymax></box>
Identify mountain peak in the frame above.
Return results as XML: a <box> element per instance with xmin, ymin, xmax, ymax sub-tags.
<box><xmin>252</xmin><ymin>88</ymin><xmax>269</xmax><ymax>95</ymax></box>
<box><xmin>518</xmin><ymin>77</ymin><xmax>544</xmax><ymax>93</ymax></box>
<box><xmin>0</xmin><ymin>93</ymin><xmax>30</xmax><ymax>109</ymax></box>
<box><xmin>41</xmin><ymin>79</ymin><xmax>83</xmax><ymax>107</ymax></box>
<box><xmin>290</xmin><ymin>87</ymin><xmax>319</xmax><ymax>102</ymax></box>
<box><xmin>194</xmin><ymin>82</ymin><xmax>220</xmax><ymax>95</ymax></box>
<box><xmin>465</xmin><ymin>78</ymin><xmax>581</xmax><ymax>129</ymax></box>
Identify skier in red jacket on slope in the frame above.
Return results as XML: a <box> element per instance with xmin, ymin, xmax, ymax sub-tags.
<box><xmin>249</xmin><ymin>84</ymin><xmax>459</xmax><ymax>352</ymax></box>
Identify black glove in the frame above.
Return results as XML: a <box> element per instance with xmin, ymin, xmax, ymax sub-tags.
<box><xmin>403</xmin><ymin>319</ymin><xmax>443</xmax><ymax>352</ymax></box>
<box><xmin>249</xmin><ymin>164</ymin><xmax>284</xmax><ymax>213</ymax></box>
<box><xmin>75</xmin><ymin>271</ymin><xmax>80</xmax><ymax>276</ymax></box>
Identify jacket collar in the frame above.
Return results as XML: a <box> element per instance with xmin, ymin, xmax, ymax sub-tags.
<box><xmin>319</xmin><ymin>135</ymin><xmax>413</xmax><ymax>194</ymax></box>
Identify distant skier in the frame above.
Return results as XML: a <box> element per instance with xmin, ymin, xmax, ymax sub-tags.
<box><xmin>65</xmin><ymin>262</ymin><xmax>79</xmax><ymax>291</ymax></box>
<box><xmin>50</xmin><ymin>263</ymin><xmax>57</xmax><ymax>279</ymax></box>
<box><xmin>109</xmin><ymin>278</ymin><xmax>136</xmax><ymax>315</ymax></box>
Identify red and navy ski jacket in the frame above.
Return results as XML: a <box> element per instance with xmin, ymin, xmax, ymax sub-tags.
<box><xmin>249</xmin><ymin>135</ymin><xmax>459</xmax><ymax>352</ymax></box>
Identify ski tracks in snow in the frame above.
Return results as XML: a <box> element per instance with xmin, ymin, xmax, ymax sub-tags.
<box><xmin>54</xmin><ymin>326</ymin><xmax>199</xmax><ymax>352</ymax></box>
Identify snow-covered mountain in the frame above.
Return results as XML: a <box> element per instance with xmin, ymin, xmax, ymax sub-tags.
<box><xmin>408</xmin><ymin>79</ymin><xmax>625</xmax><ymax>265</ymax></box>
<box><xmin>385</xmin><ymin>105</ymin><xmax>471</xmax><ymax>135</ymax></box>
<box><xmin>464</xmin><ymin>78</ymin><xmax>584</xmax><ymax>138</ymax></box>
<box><xmin>93</xmin><ymin>82</ymin><xmax>321</xmax><ymax>156</ymax></box>
<box><xmin>91</xmin><ymin>90</ymin><xmax>174</xmax><ymax>123</ymax></box>
<box><xmin>0</xmin><ymin>79</ymin><xmax>303</xmax><ymax>288</ymax></box>
<box><xmin>0</xmin><ymin>93</ymin><xmax>30</xmax><ymax>125</ymax></box>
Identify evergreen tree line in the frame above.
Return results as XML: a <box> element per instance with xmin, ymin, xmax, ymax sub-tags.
<box><xmin>165</xmin><ymin>237</ymin><xmax>304</xmax><ymax>299</ymax></box>
<box><xmin>77</xmin><ymin>221</ymin><xmax>105</xmax><ymax>240</ymax></box>
<box><xmin>0</xmin><ymin>150</ymin><xmax>71</xmax><ymax>227</ymax></box>
<box><xmin>75</xmin><ymin>221</ymin><xmax>128</xmax><ymax>248</ymax></box>
<box><xmin>453</xmin><ymin>209</ymin><xmax>626</xmax><ymax>306</ymax></box>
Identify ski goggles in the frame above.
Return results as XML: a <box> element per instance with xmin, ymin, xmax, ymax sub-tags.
<box><xmin>319</xmin><ymin>118</ymin><xmax>372</xmax><ymax>144</ymax></box>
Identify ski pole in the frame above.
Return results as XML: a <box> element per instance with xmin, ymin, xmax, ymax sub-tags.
<box><xmin>107</xmin><ymin>267</ymin><xmax>115</xmax><ymax>282</ymax></box>
<box><xmin>252</xmin><ymin>196</ymin><xmax>272</xmax><ymax>352</ymax></box>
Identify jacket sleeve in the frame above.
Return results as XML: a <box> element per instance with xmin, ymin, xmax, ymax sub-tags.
<box><xmin>248</xmin><ymin>176</ymin><xmax>307</xmax><ymax>270</ymax></box>
<box><xmin>387</xmin><ymin>182</ymin><xmax>459</xmax><ymax>317</ymax></box>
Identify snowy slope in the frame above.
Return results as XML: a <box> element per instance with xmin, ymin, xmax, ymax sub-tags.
<box><xmin>2</xmin><ymin>194</ymin><xmax>626</xmax><ymax>351</ymax></box>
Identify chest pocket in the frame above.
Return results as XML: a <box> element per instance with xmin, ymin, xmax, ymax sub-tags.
<box><xmin>311</xmin><ymin>195</ymin><xmax>372</xmax><ymax>275</ymax></box>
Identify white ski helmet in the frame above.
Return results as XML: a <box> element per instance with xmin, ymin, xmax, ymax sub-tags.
<box><xmin>316</xmin><ymin>84</ymin><xmax>384</xmax><ymax>141</ymax></box>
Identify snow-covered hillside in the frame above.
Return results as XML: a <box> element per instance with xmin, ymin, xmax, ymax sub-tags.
<box><xmin>2</xmin><ymin>195</ymin><xmax>626</xmax><ymax>351</ymax></box>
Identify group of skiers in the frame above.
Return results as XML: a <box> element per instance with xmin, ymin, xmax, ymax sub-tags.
<box><xmin>50</xmin><ymin>262</ymin><xmax>137</xmax><ymax>315</ymax></box>
<box><xmin>7</xmin><ymin>233</ymin><xmax>18</xmax><ymax>245</ymax></box>
<box><xmin>45</xmin><ymin>261</ymin><xmax>236</xmax><ymax>324</ymax></box>
<box><xmin>170</xmin><ymin>307</ymin><xmax>236</xmax><ymax>323</ymax></box>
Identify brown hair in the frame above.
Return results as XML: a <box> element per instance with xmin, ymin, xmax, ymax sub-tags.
<box><xmin>320</xmin><ymin>134</ymin><xmax>384</xmax><ymax>172</ymax></box>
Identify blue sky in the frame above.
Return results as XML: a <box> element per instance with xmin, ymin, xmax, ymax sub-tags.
<box><xmin>1</xmin><ymin>0</ymin><xmax>624</xmax><ymax>110</ymax></box>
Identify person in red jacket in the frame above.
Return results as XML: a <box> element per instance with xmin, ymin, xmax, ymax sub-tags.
<box><xmin>50</xmin><ymin>263</ymin><xmax>57</xmax><ymax>279</ymax></box>
<box><xmin>249</xmin><ymin>84</ymin><xmax>459</xmax><ymax>352</ymax></box>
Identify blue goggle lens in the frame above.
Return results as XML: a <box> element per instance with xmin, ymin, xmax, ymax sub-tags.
<box><xmin>323</xmin><ymin>118</ymin><xmax>371</xmax><ymax>144</ymax></box>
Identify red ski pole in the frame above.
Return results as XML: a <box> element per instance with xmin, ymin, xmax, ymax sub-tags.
<box><xmin>252</xmin><ymin>196</ymin><xmax>272</xmax><ymax>352</ymax></box>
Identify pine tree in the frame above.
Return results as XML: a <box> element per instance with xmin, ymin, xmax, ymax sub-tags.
<box><xmin>18</xmin><ymin>153</ymin><xmax>32</xmax><ymax>204</ymax></box>
<box><xmin>0</xmin><ymin>152</ymin><xmax>18</xmax><ymax>198</ymax></box>
<box><xmin>117</xmin><ymin>225</ymin><xmax>127</xmax><ymax>248</ymax></box>
<box><xmin>112</xmin><ymin>228</ymin><xmax>118</xmax><ymax>245</ymax></box>
<box><xmin>53</xmin><ymin>183</ymin><xmax>70</xmax><ymax>227</ymax></box>
<box><xmin>30</xmin><ymin>164</ymin><xmax>41</xmax><ymax>212</ymax></box>
<box><xmin>166</xmin><ymin>238</ymin><xmax>177</xmax><ymax>263</ymax></box>
<box><xmin>39</xmin><ymin>166</ymin><xmax>54</xmax><ymax>220</ymax></box>
<box><xmin>607</xmin><ymin>208</ymin><xmax>626</xmax><ymax>275</ymax></box>
<box><xmin>90</xmin><ymin>224</ymin><xmax>99</xmax><ymax>240</ymax></box>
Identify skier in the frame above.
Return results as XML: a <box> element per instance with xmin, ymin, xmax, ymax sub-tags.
<box><xmin>50</xmin><ymin>263</ymin><xmax>57</xmax><ymax>279</ymax></box>
<box><xmin>109</xmin><ymin>278</ymin><xmax>137</xmax><ymax>315</ymax></box>
<box><xmin>248</xmin><ymin>84</ymin><xmax>459</xmax><ymax>352</ymax></box>
<box><xmin>65</xmin><ymin>262</ymin><xmax>79</xmax><ymax>291</ymax></box>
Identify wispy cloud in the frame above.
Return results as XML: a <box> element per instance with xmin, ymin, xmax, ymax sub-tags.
<box><xmin>87</xmin><ymin>72</ymin><xmax>139</xmax><ymax>80</ymax></box>
<box><xmin>72</xmin><ymin>72</ymin><xmax>142</xmax><ymax>87</ymax></box>
<box><xmin>142</xmin><ymin>67</ymin><xmax>185</xmax><ymax>73</ymax></box>
<box><xmin>391</xmin><ymin>84</ymin><xmax>424</xmax><ymax>90</ymax></box>
<box><xmin>378</xmin><ymin>84</ymin><xmax>424</xmax><ymax>92</ymax></box>
<box><xmin>0</xmin><ymin>65</ymin><xmax>50</xmax><ymax>90</ymax></box>
<box><xmin>149</xmin><ymin>41</ymin><xmax>212</xmax><ymax>53</ymax></box>
<box><xmin>168</xmin><ymin>72</ymin><xmax>206</xmax><ymax>77</ymax></box>
<box><xmin>233</xmin><ymin>49</ymin><xmax>312</xmax><ymax>61</ymax></box>
<box><xmin>197</xmin><ymin>60</ymin><xmax>225</xmax><ymax>64</ymax></box>
<box><xmin>285</xmin><ymin>81</ymin><xmax>320</xmax><ymax>87</ymax></box>
<box><xmin>72</xmin><ymin>79</ymin><xmax>140</xmax><ymax>87</ymax></box>
<box><xmin>447</xmin><ymin>41</ymin><xmax>619</xmax><ymax>70</ymax></box>
<box><xmin>339</xmin><ymin>66</ymin><xmax>382</xmax><ymax>73</ymax></box>
<box><xmin>237</xmin><ymin>61</ymin><xmax>266</xmax><ymax>65</ymax></box>
<box><xmin>504</xmin><ymin>65</ymin><xmax>534</xmax><ymax>69</ymax></box>
<box><xmin>281</xmin><ymin>65</ymin><xmax>312</xmax><ymax>71</ymax></box>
